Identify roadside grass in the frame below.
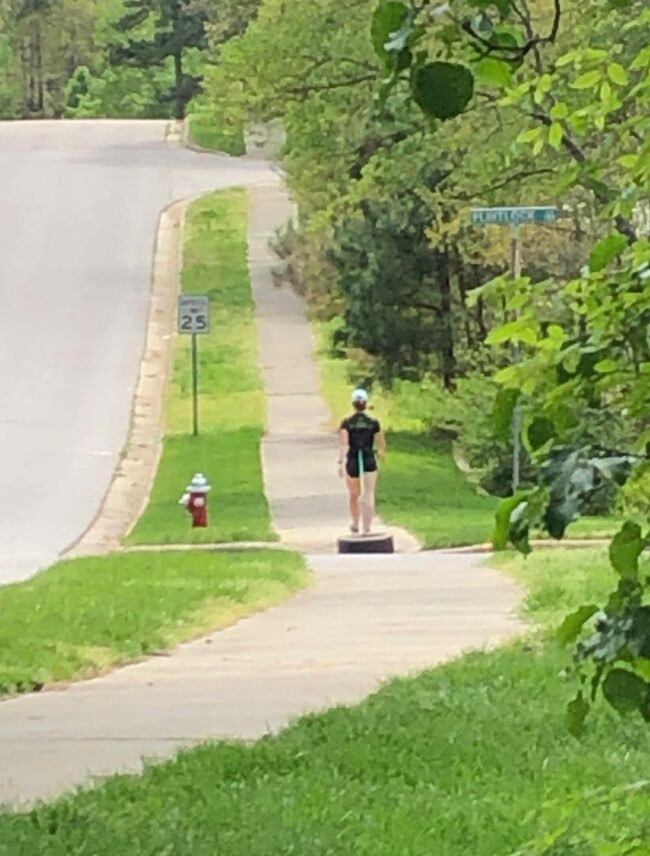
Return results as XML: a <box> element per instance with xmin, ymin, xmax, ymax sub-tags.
<box><xmin>315</xmin><ymin>325</ymin><xmax>621</xmax><ymax>547</ymax></box>
<box><xmin>187</xmin><ymin>110</ymin><xmax>246</xmax><ymax>156</ymax></box>
<box><xmin>129</xmin><ymin>189</ymin><xmax>275</xmax><ymax>545</ymax></box>
<box><xmin>1</xmin><ymin>546</ymin><xmax>648</xmax><ymax>853</ymax></box>
<box><xmin>380</xmin><ymin>432</ymin><xmax>497</xmax><ymax>547</ymax></box>
<box><xmin>0</xmin><ymin>550</ymin><xmax>307</xmax><ymax>697</ymax></box>
<box><xmin>491</xmin><ymin>546</ymin><xmax>640</xmax><ymax>628</ymax></box>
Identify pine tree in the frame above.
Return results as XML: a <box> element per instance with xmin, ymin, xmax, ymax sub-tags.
<box><xmin>109</xmin><ymin>0</ymin><xmax>207</xmax><ymax>120</ymax></box>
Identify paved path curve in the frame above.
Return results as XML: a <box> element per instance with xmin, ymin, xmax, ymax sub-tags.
<box><xmin>0</xmin><ymin>120</ymin><xmax>274</xmax><ymax>584</ymax></box>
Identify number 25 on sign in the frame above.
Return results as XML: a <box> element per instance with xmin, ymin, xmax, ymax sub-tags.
<box><xmin>178</xmin><ymin>295</ymin><xmax>210</xmax><ymax>436</ymax></box>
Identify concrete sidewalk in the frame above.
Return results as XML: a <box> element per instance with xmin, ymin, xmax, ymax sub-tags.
<box><xmin>0</xmin><ymin>552</ymin><xmax>521</xmax><ymax>807</ymax></box>
<box><xmin>0</xmin><ymin>177</ymin><xmax>523</xmax><ymax>809</ymax></box>
<box><xmin>247</xmin><ymin>183</ymin><xmax>419</xmax><ymax>553</ymax></box>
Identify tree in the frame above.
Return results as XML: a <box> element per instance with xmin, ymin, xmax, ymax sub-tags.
<box><xmin>9</xmin><ymin>0</ymin><xmax>55</xmax><ymax>114</ymax></box>
<box><xmin>109</xmin><ymin>0</ymin><xmax>208</xmax><ymax>119</ymax></box>
<box><xmin>366</xmin><ymin>0</ymin><xmax>649</xmax><ymax>726</ymax></box>
<box><xmin>0</xmin><ymin>2</ymin><xmax>20</xmax><ymax>117</ymax></box>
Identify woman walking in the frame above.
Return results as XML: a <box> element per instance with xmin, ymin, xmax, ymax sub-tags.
<box><xmin>338</xmin><ymin>388</ymin><xmax>386</xmax><ymax>535</ymax></box>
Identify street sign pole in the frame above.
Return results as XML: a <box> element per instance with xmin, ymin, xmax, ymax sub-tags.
<box><xmin>470</xmin><ymin>205</ymin><xmax>558</xmax><ymax>493</ymax></box>
<box><xmin>178</xmin><ymin>294</ymin><xmax>211</xmax><ymax>437</ymax></box>
<box><xmin>510</xmin><ymin>225</ymin><xmax>522</xmax><ymax>493</ymax></box>
<box><xmin>191</xmin><ymin>333</ymin><xmax>199</xmax><ymax>437</ymax></box>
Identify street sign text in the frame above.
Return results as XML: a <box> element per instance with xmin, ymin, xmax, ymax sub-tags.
<box><xmin>178</xmin><ymin>295</ymin><xmax>210</xmax><ymax>335</ymax></box>
<box><xmin>471</xmin><ymin>206</ymin><xmax>558</xmax><ymax>226</ymax></box>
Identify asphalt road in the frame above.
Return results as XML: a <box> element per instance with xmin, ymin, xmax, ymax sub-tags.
<box><xmin>0</xmin><ymin>120</ymin><xmax>274</xmax><ymax>584</ymax></box>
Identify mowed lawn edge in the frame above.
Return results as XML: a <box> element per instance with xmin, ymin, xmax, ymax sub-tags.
<box><xmin>129</xmin><ymin>188</ymin><xmax>275</xmax><ymax>545</ymax></box>
<box><xmin>0</xmin><ymin>548</ymin><xmax>647</xmax><ymax>853</ymax></box>
<box><xmin>0</xmin><ymin>549</ymin><xmax>308</xmax><ymax>697</ymax></box>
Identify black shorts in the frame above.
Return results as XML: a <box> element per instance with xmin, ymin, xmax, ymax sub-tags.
<box><xmin>346</xmin><ymin>451</ymin><xmax>377</xmax><ymax>478</ymax></box>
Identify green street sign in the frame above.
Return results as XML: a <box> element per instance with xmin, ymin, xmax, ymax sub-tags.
<box><xmin>471</xmin><ymin>206</ymin><xmax>558</xmax><ymax>225</ymax></box>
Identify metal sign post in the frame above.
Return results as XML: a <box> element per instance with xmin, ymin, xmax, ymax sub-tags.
<box><xmin>177</xmin><ymin>295</ymin><xmax>211</xmax><ymax>436</ymax></box>
<box><xmin>471</xmin><ymin>206</ymin><xmax>558</xmax><ymax>492</ymax></box>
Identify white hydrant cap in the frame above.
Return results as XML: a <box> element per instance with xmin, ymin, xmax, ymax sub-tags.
<box><xmin>187</xmin><ymin>473</ymin><xmax>211</xmax><ymax>493</ymax></box>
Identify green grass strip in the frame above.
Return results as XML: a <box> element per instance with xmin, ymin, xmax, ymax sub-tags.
<box><xmin>0</xmin><ymin>550</ymin><xmax>307</xmax><ymax>696</ymax></box>
<box><xmin>129</xmin><ymin>189</ymin><xmax>275</xmax><ymax>545</ymax></box>
<box><xmin>187</xmin><ymin>111</ymin><xmax>246</xmax><ymax>156</ymax></box>
<box><xmin>380</xmin><ymin>433</ymin><xmax>497</xmax><ymax>547</ymax></box>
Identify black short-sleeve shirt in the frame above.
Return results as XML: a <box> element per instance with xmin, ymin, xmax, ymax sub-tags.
<box><xmin>340</xmin><ymin>412</ymin><xmax>381</xmax><ymax>454</ymax></box>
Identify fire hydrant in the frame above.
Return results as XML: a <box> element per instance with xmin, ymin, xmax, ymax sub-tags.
<box><xmin>179</xmin><ymin>473</ymin><xmax>211</xmax><ymax>528</ymax></box>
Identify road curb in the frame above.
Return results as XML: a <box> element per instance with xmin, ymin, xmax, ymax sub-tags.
<box><xmin>63</xmin><ymin>200</ymin><xmax>186</xmax><ymax>558</ymax></box>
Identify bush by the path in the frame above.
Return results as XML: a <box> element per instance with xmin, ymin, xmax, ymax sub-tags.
<box><xmin>129</xmin><ymin>189</ymin><xmax>274</xmax><ymax>545</ymax></box>
<box><xmin>0</xmin><ymin>550</ymin><xmax>307</xmax><ymax>696</ymax></box>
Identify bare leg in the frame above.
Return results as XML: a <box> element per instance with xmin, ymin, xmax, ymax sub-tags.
<box><xmin>361</xmin><ymin>471</ymin><xmax>378</xmax><ymax>534</ymax></box>
<box><xmin>346</xmin><ymin>475</ymin><xmax>361</xmax><ymax>531</ymax></box>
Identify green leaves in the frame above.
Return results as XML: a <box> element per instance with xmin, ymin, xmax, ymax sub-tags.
<box><xmin>550</xmin><ymin>102</ymin><xmax>569</xmax><ymax>120</ymax></box>
<box><xmin>548</xmin><ymin>122</ymin><xmax>563</xmax><ymax>149</ymax></box>
<box><xmin>602</xmin><ymin>668</ymin><xmax>649</xmax><ymax>717</ymax></box>
<box><xmin>486</xmin><ymin>319</ymin><xmax>537</xmax><ymax>346</ymax></box>
<box><xmin>566</xmin><ymin>692</ymin><xmax>590</xmax><ymax>737</ymax></box>
<box><xmin>607</xmin><ymin>62</ymin><xmax>629</xmax><ymax>86</ymax></box>
<box><xmin>526</xmin><ymin>416</ymin><xmax>555</xmax><ymax>452</ymax></box>
<box><xmin>571</xmin><ymin>70</ymin><xmax>601</xmax><ymax>90</ymax></box>
<box><xmin>589</xmin><ymin>233</ymin><xmax>629</xmax><ymax>272</ymax></box>
<box><xmin>492</xmin><ymin>492</ymin><xmax>529</xmax><ymax>551</ymax></box>
<box><xmin>371</xmin><ymin>2</ymin><xmax>476</xmax><ymax>120</ymax></box>
<box><xmin>411</xmin><ymin>62</ymin><xmax>474</xmax><ymax>120</ymax></box>
<box><xmin>371</xmin><ymin>1</ymin><xmax>409</xmax><ymax>68</ymax></box>
<box><xmin>494</xmin><ymin>488</ymin><xmax>549</xmax><ymax>555</ymax></box>
<box><xmin>557</xmin><ymin>604</ymin><xmax>599</xmax><ymax>644</ymax></box>
<box><xmin>609</xmin><ymin>521</ymin><xmax>646</xmax><ymax>580</ymax></box>
<box><xmin>493</xmin><ymin>388</ymin><xmax>519</xmax><ymax>440</ymax></box>
<box><xmin>467</xmin><ymin>0</ymin><xmax>513</xmax><ymax>15</ymax></box>
<box><xmin>473</xmin><ymin>57</ymin><xmax>512</xmax><ymax>88</ymax></box>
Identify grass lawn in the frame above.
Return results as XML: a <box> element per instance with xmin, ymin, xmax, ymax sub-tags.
<box><xmin>1</xmin><ymin>547</ymin><xmax>648</xmax><ymax>853</ymax></box>
<box><xmin>187</xmin><ymin>111</ymin><xmax>246</xmax><ymax>156</ymax></box>
<box><xmin>129</xmin><ymin>189</ymin><xmax>275</xmax><ymax>545</ymax></box>
<box><xmin>492</xmin><ymin>546</ymin><xmax>635</xmax><ymax>627</ymax></box>
<box><xmin>0</xmin><ymin>550</ymin><xmax>307</xmax><ymax>696</ymax></box>
<box><xmin>380</xmin><ymin>432</ymin><xmax>497</xmax><ymax>547</ymax></box>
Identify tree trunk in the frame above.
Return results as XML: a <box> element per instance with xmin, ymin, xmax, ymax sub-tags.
<box><xmin>438</xmin><ymin>247</ymin><xmax>457</xmax><ymax>391</ymax></box>
<box><xmin>173</xmin><ymin>50</ymin><xmax>184</xmax><ymax>120</ymax></box>
<box><xmin>455</xmin><ymin>255</ymin><xmax>474</xmax><ymax>350</ymax></box>
<box><xmin>34</xmin><ymin>21</ymin><xmax>44</xmax><ymax>113</ymax></box>
<box><xmin>471</xmin><ymin>265</ymin><xmax>488</xmax><ymax>342</ymax></box>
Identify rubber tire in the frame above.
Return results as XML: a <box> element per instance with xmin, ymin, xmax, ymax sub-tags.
<box><xmin>337</xmin><ymin>533</ymin><xmax>394</xmax><ymax>554</ymax></box>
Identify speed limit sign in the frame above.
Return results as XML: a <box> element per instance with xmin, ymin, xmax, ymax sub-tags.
<box><xmin>178</xmin><ymin>295</ymin><xmax>210</xmax><ymax>334</ymax></box>
<box><xmin>177</xmin><ymin>295</ymin><xmax>210</xmax><ymax>436</ymax></box>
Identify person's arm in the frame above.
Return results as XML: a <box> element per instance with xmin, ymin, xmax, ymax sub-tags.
<box><xmin>338</xmin><ymin>424</ymin><xmax>349</xmax><ymax>475</ymax></box>
<box><xmin>376</xmin><ymin>426</ymin><xmax>387</xmax><ymax>460</ymax></box>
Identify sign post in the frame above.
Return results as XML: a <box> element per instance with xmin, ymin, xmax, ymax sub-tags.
<box><xmin>177</xmin><ymin>295</ymin><xmax>210</xmax><ymax>436</ymax></box>
<box><xmin>471</xmin><ymin>206</ymin><xmax>558</xmax><ymax>492</ymax></box>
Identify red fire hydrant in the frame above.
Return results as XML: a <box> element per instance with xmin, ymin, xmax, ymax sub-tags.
<box><xmin>179</xmin><ymin>473</ymin><xmax>211</xmax><ymax>528</ymax></box>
